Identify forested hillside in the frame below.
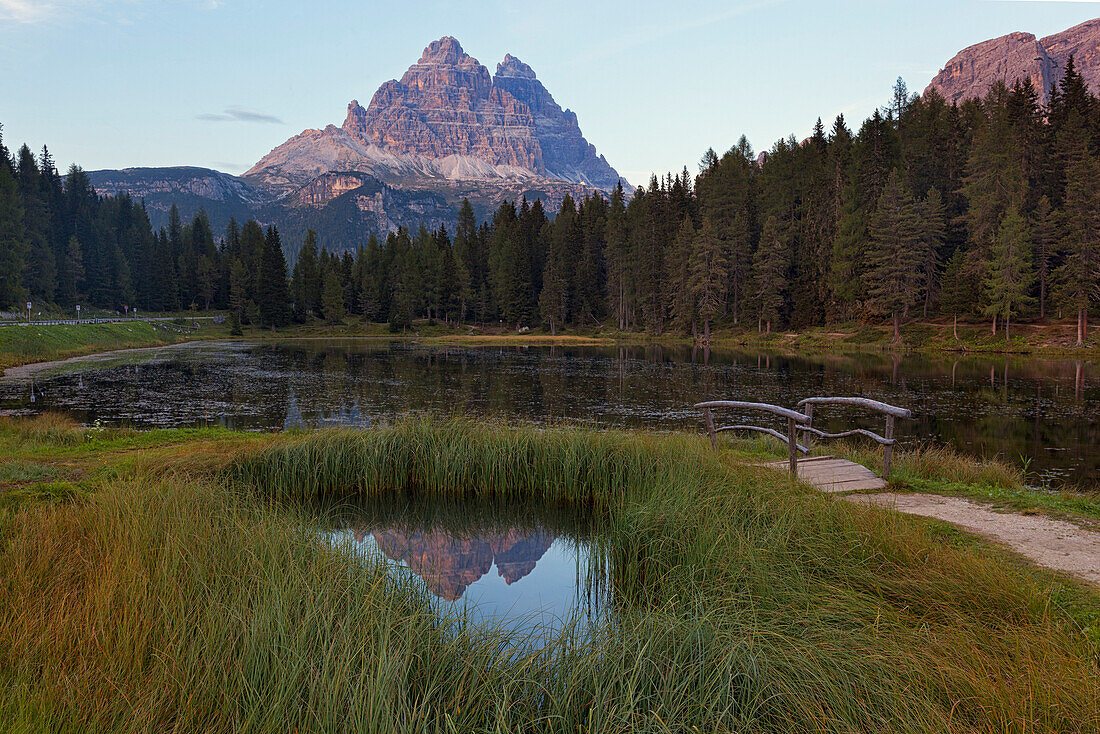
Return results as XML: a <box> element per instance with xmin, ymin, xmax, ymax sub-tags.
<box><xmin>1</xmin><ymin>58</ymin><xmax>1098</xmax><ymax>342</ymax></box>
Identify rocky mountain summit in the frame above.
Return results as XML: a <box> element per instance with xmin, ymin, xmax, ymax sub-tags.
<box><xmin>89</xmin><ymin>37</ymin><xmax>627</xmax><ymax>258</ymax></box>
<box><xmin>245</xmin><ymin>36</ymin><xmax>627</xmax><ymax>197</ymax></box>
<box><xmin>926</xmin><ymin>18</ymin><xmax>1100</xmax><ymax>105</ymax></box>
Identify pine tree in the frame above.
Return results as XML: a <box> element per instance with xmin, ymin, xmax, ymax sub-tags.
<box><xmin>865</xmin><ymin>169</ymin><xmax>922</xmax><ymax>341</ymax></box>
<box><xmin>983</xmin><ymin>206</ymin><xmax>1034</xmax><ymax>341</ymax></box>
<box><xmin>750</xmin><ymin>216</ymin><xmax>788</xmax><ymax>333</ymax></box>
<box><xmin>917</xmin><ymin>187</ymin><xmax>946</xmax><ymax>316</ymax></box>
<box><xmin>321</xmin><ymin>268</ymin><xmax>345</xmax><ymax>324</ymax></box>
<box><xmin>689</xmin><ymin>217</ymin><xmax>729</xmax><ymax>343</ymax></box>
<box><xmin>666</xmin><ymin>216</ymin><xmax>696</xmax><ymax>336</ymax></box>
<box><xmin>0</xmin><ymin>153</ymin><xmax>26</xmax><ymax>309</ymax></box>
<box><xmin>257</xmin><ymin>225</ymin><xmax>289</xmax><ymax>327</ymax></box>
<box><xmin>291</xmin><ymin>230</ymin><xmax>320</xmax><ymax>318</ymax></box>
<box><xmin>1056</xmin><ymin>151</ymin><xmax>1100</xmax><ymax>346</ymax></box>
<box><xmin>1031</xmin><ymin>196</ymin><xmax>1057</xmax><ymax>320</ymax></box>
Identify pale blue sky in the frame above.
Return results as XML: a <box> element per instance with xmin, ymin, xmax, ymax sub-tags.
<box><xmin>1</xmin><ymin>0</ymin><xmax>1097</xmax><ymax>184</ymax></box>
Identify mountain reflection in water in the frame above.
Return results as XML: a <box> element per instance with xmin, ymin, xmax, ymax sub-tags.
<box><xmin>360</xmin><ymin>526</ymin><xmax>554</xmax><ymax>601</ymax></box>
<box><xmin>325</xmin><ymin>500</ymin><xmax>608</xmax><ymax>632</ymax></box>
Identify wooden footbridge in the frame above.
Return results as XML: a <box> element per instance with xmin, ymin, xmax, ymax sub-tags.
<box><xmin>695</xmin><ymin>397</ymin><xmax>912</xmax><ymax>493</ymax></box>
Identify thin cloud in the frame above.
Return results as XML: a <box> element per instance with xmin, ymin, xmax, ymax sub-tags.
<box><xmin>197</xmin><ymin>106</ymin><xmax>283</xmax><ymax>124</ymax></box>
<box><xmin>1</xmin><ymin>0</ymin><xmax>221</xmax><ymax>23</ymax></box>
<box><xmin>0</xmin><ymin>0</ymin><xmax>54</xmax><ymax>22</ymax></box>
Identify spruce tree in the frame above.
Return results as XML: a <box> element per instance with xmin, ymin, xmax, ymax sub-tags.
<box><xmin>257</xmin><ymin>225</ymin><xmax>289</xmax><ymax>328</ymax></box>
<box><xmin>0</xmin><ymin>155</ymin><xmax>26</xmax><ymax>309</ymax></box>
<box><xmin>865</xmin><ymin>169</ymin><xmax>922</xmax><ymax>341</ymax></box>
<box><xmin>666</xmin><ymin>216</ymin><xmax>696</xmax><ymax>336</ymax></box>
<box><xmin>917</xmin><ymin>187</ymin><xmax>945</xmax><ymax>316</ymax></box>
<box><xmin>982</xmin><ymin>206</ymin><xmax>1034</xmax><ymax>341</ymax></box>
<box><xmin>689</xmin><ymin>217</ymin><xmax>729</xmax><ymax>343</ymax></box>
<box><xmin>1031</xmin><ymin>196</ymin><xmax>1057</xmax><ymax>320</ymax></box>
<box><xmin>1056</xmin><ymin>151</ymin><xmax>1100</xmax><ymax>346</ymax></box>
<box><xmin>321</xmin><ymin>268</ymin><xmax>345</xmax><ymax>324</ymax></box>
<box><xmin>750</xmin><ymin>216</ymin><xmax>788</xmax><ymax>333</ymax></box>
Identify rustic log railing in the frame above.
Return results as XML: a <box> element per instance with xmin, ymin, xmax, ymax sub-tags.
<box><xmin>694</xmin><ymin>401</ymin><xmax>811</xmax><ymax>476</ymax></box>
<box><xmin>795</xmin><ymin>397</ymin><xmax>912</xmax><ymax>478</ymax></box>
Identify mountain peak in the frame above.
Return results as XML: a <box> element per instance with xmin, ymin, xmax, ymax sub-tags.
<box><xmin>496</xmin><ymin>54</ymin><xmax>536</xmax><ymax>80</ymax></box>
<box><xmin>417</xmin><ymin>36</ymin><xmax>471</xmax><ymax>65</ymax></box>
<box><xmin>926</xmin><ymin>18</ymin><xmax>1100</xmax><ymax>105</ymax></box>
<box><xmin>250</xmin><ymin>37</ymin><xmax>629</xmax><ymax>196</ymax></box>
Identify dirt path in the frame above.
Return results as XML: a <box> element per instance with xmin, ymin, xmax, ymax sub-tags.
<box><xmin>849</xmin><ymin>493</ymin><xmax>1100</xmax><ymax>585</ymax></box>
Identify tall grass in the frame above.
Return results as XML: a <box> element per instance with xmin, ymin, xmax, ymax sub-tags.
<box><xmin>1</xmin><ymin>420</ymin><xmax>1098</xmax><ymax>732</ymax></box>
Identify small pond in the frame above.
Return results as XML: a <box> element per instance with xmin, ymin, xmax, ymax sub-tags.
<box><xmin>321</xmin><ymin>500</ymin><xmax>609</xmax><ymax>638</ymax></box>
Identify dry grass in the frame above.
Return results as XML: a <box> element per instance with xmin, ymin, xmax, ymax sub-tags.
<box><xmin>0</xmin><ymin>420</ymin><xmax>1097</xmax><ymax>732</ymax></box>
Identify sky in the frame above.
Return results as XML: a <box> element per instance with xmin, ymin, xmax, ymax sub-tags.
<box><xmin>1</xmin><ymin>0</ymin><xmax>1098</xmax><ymax>185</ymax></box>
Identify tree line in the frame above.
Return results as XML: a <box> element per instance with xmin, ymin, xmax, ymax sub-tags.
<box><xmin>2</xmin><ymin>58</ymin><xmax>1098</xmax><ymax>342</ymax></box>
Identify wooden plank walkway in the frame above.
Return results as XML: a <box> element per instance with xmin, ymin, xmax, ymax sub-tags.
<box><xmin>760</xmin><ymin>455</ymin><xmax>886</xmax><ymax>493</ymax></box>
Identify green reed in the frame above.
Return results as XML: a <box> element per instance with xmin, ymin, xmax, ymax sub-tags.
<box><xmin>1</xmin><ymin>419</ymin><xmax>1097</xmax><ymax>732</ymax></box>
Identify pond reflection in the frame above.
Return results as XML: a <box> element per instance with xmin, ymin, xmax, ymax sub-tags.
<box><xmin>2</xmin><ymin>339</ymin><xmax>1097</xmax><ymax>487</ymax></box>
<box><xmin>322</xmin><ymin>500</ymin><xmax>609</xmax><ymax>635</ymax></box>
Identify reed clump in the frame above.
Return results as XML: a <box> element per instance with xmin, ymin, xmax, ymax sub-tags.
<box><xmin>1</xmin><ymin>420</ymin><xmax>1097</xmax><ymax>732</ymax></box>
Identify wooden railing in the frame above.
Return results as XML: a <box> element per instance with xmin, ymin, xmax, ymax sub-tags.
<box><xmin>694</xmin><ymin>401</ymin><xmax>811</xmax><ymax>476</ymax></box>
<box><xmin>695</xmin><ymin>396</ymin><xmax>912</xmax><ymax>479</ymax></box>
<box><xmin>795</xmin><ymin>397</ymin><xmax>912</xmax><ymax>478</ymax></box>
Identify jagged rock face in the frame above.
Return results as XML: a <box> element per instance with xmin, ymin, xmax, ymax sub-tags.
<box><xmin>246</xmin><ymin>36</ymin><xmax>628</xmax><ymax>195</ymax></box>
<box><xmin>1041</xmin><ymin>18</ymin><xmax>1100</xmax><ymax>95</ymax></box>
<box><xmin>293</xmin><ymin>172</ymin><xmax>371</xmax><ymax>206</ymax></box>
<box><xmin>926</xmin><ymin>18</ymin><xmax>1100</xmax><ymax>105</ymax></box>
<box><xmin>493</xmin><ymin>54</ymin><xmax>622</xmax><ymax>188</ymax></box>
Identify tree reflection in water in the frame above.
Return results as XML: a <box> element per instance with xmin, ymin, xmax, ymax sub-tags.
<box><xmin>2</xmin><ymin>339</ymin><xmax>1097</xmax><ymax>487</ymax></box>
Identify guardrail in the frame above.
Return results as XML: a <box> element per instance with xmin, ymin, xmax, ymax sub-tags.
<box><xmin>796</xmin><ymin>397</ymin><xmax>912</xmax><ymax>478</ymax></box>
<box><xmin>694</xmin><ymin>400</ymin><xmax>811</xmax><ymax>476</ymax></box>
<box><xmin>695</xmin><ymin>396</ymin><xmax>912</xmax><ymax>479</ymax></box>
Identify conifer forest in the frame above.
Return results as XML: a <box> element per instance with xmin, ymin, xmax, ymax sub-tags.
<box><xmin>2</xmin><ymin>65</ymin><xmax>1098</xmax><ymax>344</ymax></box>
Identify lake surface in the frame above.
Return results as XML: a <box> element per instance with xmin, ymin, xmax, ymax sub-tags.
<box><xmin>322</xmin><ymin>500</ymin><xmax>608</xmax><ymax>637</ymax></box>
<box><xmin>2</xmin><ymin>339</ymin><xmax>1098</xmax><ymax>487</ymax></box>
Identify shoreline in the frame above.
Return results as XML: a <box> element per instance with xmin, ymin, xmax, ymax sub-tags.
<box><xmin>1</xmin><ymin>318</ymin><xmax>1098</xmax><ymax>376</ymax></box>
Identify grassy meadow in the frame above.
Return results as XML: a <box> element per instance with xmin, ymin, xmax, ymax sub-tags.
<box><xmin>0</xmin><ymin>415</ymin><xmax>1098</xmax><ymax>733</ymax></box>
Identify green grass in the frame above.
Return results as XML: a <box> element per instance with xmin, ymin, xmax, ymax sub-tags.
<box><xmin>0</xmin><ymin>417</ymin><xmax>1097</xmax><ymax>732</ymax></box>
<box><xmin>0</xmin><ymin>321</ymin><xmax>211</xmax><ymax>371</ymax></box>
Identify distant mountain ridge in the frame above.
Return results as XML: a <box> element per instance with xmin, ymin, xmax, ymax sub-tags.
<box><xmin>88</xmin><ymin>37</ymin><xmax>629</xmax><ymax>258</ymax></box>
<box><xmin>926</xmin><ymin>18</ymin><xmax>1100</xmax><ymax>105</ymax></box>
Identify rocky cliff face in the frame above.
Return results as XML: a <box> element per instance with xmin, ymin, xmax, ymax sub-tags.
<box><xmin>245</xmin><ymin>36</ymin><xmax>628</xmax><ymax>194</ymax></box>
<box><xmin>92</xmin><ymin>38</ymin><xmax>628</xmax><ymax>256</ymax></box>
<box><xmin>926</xmin><ymin>18</ymin><xmax>1100</xmax><ymax>105</ymax></box>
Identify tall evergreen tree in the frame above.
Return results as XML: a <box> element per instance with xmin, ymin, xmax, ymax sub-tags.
<box><xmin>257</xmin><ymin>225</ymin><xmax>290</xmax><ymax>327</ymax></box>
<box><xmin>750</xmin><ymin>215</ymin><xmax>788</xmax><ymax>333</ymax></box>
<box><xmin>689</xmin><ymin>217</ymin><xmax>729</xmax><ymax>343</ymax></box>
<box><xmin>1056</xmin><ymin>150</ymin><xmax>1100</xmax><ymax>346</ymax></box>
<box><xmin>983</xmin><ymin>206</ymin><xmax>1034</xmax><ymax>341</ymax></box>
<box><xmin>865</xmin><ymin>169</ymin><xmax>922</xmax><ymax>341</ymax></box>
<box><xmin>0</xmin><ymin>150</ymin><xmax>26</xmax><ymax>309</ymax></box>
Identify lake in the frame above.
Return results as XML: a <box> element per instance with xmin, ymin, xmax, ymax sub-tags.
<box><xmin>2</xmin><ymin>339</ymin><xmax>1098</xmax><ymax>487</ymax></box>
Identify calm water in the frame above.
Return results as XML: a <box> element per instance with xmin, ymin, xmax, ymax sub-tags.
<box><xmin>2</xmin><ymin>339</ymin><xmax>1098</xmax><ymax>487</ymax></box>
<box><xmin>322</xmin><ymin>500</ymin><xmax>608</xmax><ymax>637</ymax></box>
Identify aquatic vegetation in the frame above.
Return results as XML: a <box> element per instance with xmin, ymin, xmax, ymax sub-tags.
<box><xmin>1</xmin><ymin>419</ymin><xmax>1097</xmax><ymax>732</ymax></box>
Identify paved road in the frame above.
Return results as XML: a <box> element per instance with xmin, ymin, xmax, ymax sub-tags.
<box><xmin>0</xmin><ymin>317</ymin><xmax>219</xmax><ymax>327</ymax></box>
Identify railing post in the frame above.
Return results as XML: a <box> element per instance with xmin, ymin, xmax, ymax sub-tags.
<box><xmin>787</xmin><ymin>417</ymin><xmax>798</xmax><ymax>476</ymax></box>
<box><xmin>883</xmin><ymin>415</ymin><xmax>895</xmax><ymax>479</ymax></box>
<box><xmin>803</xmin><ymin>403</ymin><xmax>813</xmax><ymax>452</ymax></box>
<box><xmin>704</xmin><ymin>407</ymin><xmax>718</xmax><ymax>451</ymax></box>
